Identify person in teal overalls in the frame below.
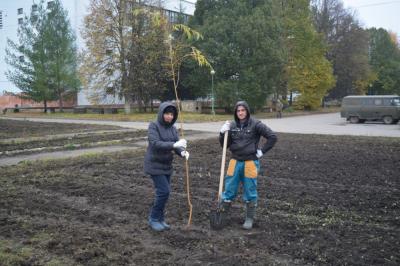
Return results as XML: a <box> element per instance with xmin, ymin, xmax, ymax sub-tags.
<box><xmin>219</xmin><ymin>101</ymin><xmax>277</xmax><ymax>229</ymax></box>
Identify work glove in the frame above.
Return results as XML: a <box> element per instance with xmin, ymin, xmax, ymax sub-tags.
<box><xmin>181</xmin><ymin>151</ymin><xmax>190</xmax><ymax>160</ymax></box>
<box><xmin>173</xmin><ymin>139</ymin><xmax>187</xmax><ymax>149</ymax></box>
<box><xmin>256</xmin><ymin>149</ymin><xmax>263</xmax><ymax>159</ymax></box>
<box><xmin>220</xmin><ymin>121</ymin><xmax>230</xmax><ymax>134</ymax></box>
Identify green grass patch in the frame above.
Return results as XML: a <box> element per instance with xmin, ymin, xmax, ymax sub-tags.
<box><xmin>4</xmin><ymin>111</ymin><xmax>232</xmax><ymax>122</ymax></box>
<box><xmin>3</xmin><ymin>107</ymin><xmax>341</xmax><ymax>122</ymax></box>
<box><xmin>0</xmin><ymin>239</ymin><xmax>33</xmax><ymax>265</ymax></box>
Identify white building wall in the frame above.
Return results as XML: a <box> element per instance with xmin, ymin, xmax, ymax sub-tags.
<box><xmin>0</xmin><ymin>0</ymin><xmax>196</xmax><ymax>103</ymax></box>
<box><xmin>0</xmin><ymin>0</ymin><xmax>87</xmax><ymax>94</ymax></box>
<box><xmin>77</xmin><ymin>0</ymin><xmax>196</xmax><ymax>106</ymax></box>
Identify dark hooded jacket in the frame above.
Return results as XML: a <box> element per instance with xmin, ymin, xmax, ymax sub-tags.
<box><xmin>144</xmin><ymin>102</ymin><xmax>184</xmax><ymax>176</ymax></box>
<box><xmin>219</xmin><ymin>101</ymin><xmax>277</xmax><ymax>161</ymax></box>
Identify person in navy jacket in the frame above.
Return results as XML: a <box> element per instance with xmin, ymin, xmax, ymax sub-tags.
<box><xmin>144</xmin><ymin>102</ymin><xmax>189</xmax><ymax>231</ymax></box>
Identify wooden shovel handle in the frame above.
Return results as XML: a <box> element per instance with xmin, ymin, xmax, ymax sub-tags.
<box><xmin>218</xmin><ymin>130</ymin><xmax>228</xmax><ymax>201</ymax></box>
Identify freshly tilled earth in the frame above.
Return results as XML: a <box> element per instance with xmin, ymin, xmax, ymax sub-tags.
<box><xmin>0</xmin><ymin>119</ymin><xmax>123</xmax><ymax>139</ymax></box>
<box><xmin>0</xmin><ymin>133</ymin><xmax>399</xmax><ymax>265</ymax></box>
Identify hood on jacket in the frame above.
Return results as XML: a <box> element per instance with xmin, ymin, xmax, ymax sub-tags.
<box><xmin>157</xmin><ymin>102</ymin><xmax>178</xmax><ymax>126</ymax></box>
<box><xmin>234</xmin><ymin>100</ymin><xmax>250</xmax><ymax>124</ymax></box>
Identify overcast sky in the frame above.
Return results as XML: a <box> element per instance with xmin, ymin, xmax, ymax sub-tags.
<box><xmin>1</xmin><ymin>0</ymin><xmax>399</xmax><ymax>94</ymax></box>
<box><xmin>342</xmin><ymin>0</ymin><xmax>400</xmax><ymax>36</ymax></box>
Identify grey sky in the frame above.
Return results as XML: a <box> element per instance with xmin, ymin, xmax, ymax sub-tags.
<box><xmin>342</xmin><ymin>0</ymin><xmax>400</xmax><ymax>36</ymax></box>
<box><xmin>1</xmin><ymin>0</ymin><xmax>398</xmax><ymax>94</ymax></box>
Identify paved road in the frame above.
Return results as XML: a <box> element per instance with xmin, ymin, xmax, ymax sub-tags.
<box><xmin>2</xmin><ymin>113</ymin><xmax>400</xmax><ymax>137</ymax></box>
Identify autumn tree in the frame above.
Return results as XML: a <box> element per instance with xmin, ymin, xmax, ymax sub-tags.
<box><xmin>80</xmin><ymin>0</ymin><xmax>169</xmax><ymax>113</ymax></box>
<box><xmin>311</xmin><ymin>0</ymin><xmax>372</xmax><ymax>99</ymax></box>
<box><xmin>283</xmin><ymin>0</ymin><xmax>335</xmax><ymax>109</ymax></box>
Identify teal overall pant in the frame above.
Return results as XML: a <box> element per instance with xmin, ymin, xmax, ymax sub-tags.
<box><xmin>222</xmin><ymin>159</ymin><xmax>260</xmax><ymax>203</ymax></box>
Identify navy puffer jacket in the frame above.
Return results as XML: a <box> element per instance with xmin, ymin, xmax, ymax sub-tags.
<box><xmin>144</xmin><ymin>102</ymin><xmax>184</xmax><ymax>176</ymax></box>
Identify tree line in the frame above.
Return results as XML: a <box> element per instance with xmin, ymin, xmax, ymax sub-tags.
<box><xmin>5</xmin><ymin>0</ymin><xmax>400</xmax><ymax>112</ymax></box>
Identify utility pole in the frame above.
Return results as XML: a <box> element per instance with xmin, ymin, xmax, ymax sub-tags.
<box><xmin>211</xmin><ymin>69</ymin><xmax>215</xmax><ymax>115</ymax></box>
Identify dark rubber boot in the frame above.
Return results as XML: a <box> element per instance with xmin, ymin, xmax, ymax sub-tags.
<box><xmin>243</xmin><ymin>201</ymin><xmax>256</xmax><ymax>230</ymax></box>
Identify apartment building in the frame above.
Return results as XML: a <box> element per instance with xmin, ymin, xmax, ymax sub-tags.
<box><xmin>0</xmin><ymin>0</ymin><xmax>196</xmax><ymax>106</ymax></box>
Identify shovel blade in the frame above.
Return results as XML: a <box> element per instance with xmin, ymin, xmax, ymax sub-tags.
<box><xmin>209</xmin><ymin>208</ymin><xmax>225</xmax><ymax>230</ymax></box>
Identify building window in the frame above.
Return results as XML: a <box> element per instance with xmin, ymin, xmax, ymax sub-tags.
<box><xmin>106</xmin><ymin>49</ymin><xmax>113</xmax><ymax>56</ymax></box>
<box><xmin>164</xmin><ymin>10</ymin><xmax>190</xmax><ymax>24</ymax></box>
<box><xmin>0</xmin><ymin>11</ymin><xmax>3</xmax><ymax>30</ymax></box>
<box><xmin>32</xmin><ymin>4</ymin><xmax>38</xmax><ymax>12</ymax></box>
<box><xmin>18</xmin><ymin>18</ymin><xmax>23</xmax><ymax>25</ymax></box>
<box><xmin>47</xmin><ymin>1</ymin><xmax>55</xmax><ymax>9</ymax></box>
<box><xmin>106</xmin><ymin>86</ymin><xmax>114</xmax><ymax>95</ymax></box>
<box><xmin>19</xmin><ymin>56</ymin><xmax>24</xmax><ymax>62</ymax></box>
<box><xmin>18</xmin><ymin>8</ymin><xmax>23</xmax><ymax>15</ymax></box>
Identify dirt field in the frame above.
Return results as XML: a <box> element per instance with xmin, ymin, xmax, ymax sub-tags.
<box><xmin>0</xmin><ymin>119</ymin><xmax>122</xmax><ymax>139</ymax></box>
<box><xmin>0</xmin><ymin>133</ymin><xmax>399</xmax><ymax>265</ymax></box>
<box><xmin>0</xmin><ymin>119</ymin><xmax>147</xmax><ymax>158</ymax></box>
<box><xmin>0</xmin><ymin>131</ymin><xmax>147</xmax><ymax>156</ymax></box>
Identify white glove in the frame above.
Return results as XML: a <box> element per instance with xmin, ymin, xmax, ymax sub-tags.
<box><xmin>173</xmin><ymin>139</ymin><xmax>187</xmax><ymax>149</ymax></box>
<box><xmin>220</xmin><ymin>121</ymin><xmax>230</xmax><ymax>133</ymax></box>
<box><xmin>181</xmin><ymin>151</ymin><xmax>190</xmax><ymax>160</ymax></box>
<box><xmin>256</xmin><ymin>149</ymin><xmax>263</xmax><ymax>159</ymax></box>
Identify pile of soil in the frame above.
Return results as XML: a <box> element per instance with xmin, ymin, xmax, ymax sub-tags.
<box><xmin>0</xmin><ymin>119</ymin><xmax>123</xmax><ymax>139</ymax></box>
<box><xmin>0</xmin><ymin>133</ymin><xmax>399</xmax><ymax>265</ymax></box>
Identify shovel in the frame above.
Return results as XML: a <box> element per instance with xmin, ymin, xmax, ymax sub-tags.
<box><xmin>210</xmin><ymin>130</ymin><xmax>228</xmax><ymax>230</ymax></box>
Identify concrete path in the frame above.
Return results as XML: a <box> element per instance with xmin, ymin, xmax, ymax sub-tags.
<box><xmin>0</xmin><ymin>145</ymin><xmax>141</xmax><ymax>167</ymax></box>
<box><xmin>1</xmin><ymin>113</ymin><xmax>399</xmax><ymax>167</ymax></box>
<box><xmin>3</xmin><ymin>113</ymin><xmax>399</xmax><ymax>137</ymax></box>
<box><xmin>0</xmin><ymin>131</ymin><xmax>217</xmax><ymax>167</ymax></box>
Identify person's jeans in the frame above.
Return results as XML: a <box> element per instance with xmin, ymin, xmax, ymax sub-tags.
<box><xmin>149</xmin><ymin>175</ymin><xmax>171</xmax><ymax>222</ymax></box>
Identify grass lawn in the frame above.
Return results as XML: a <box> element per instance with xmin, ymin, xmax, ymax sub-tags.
<box><xmin>2</xmin><ymin>107</ymin><xmax>340</xmax><ymax>122</ymax></box>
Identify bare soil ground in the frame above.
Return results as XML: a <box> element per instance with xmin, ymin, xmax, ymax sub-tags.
<box><xmin>0</xmin><ymin>131</ymin><xmax>147</xmax><ymax>157</ymax></box>
<box><xmin>0</xmin><ymin>133</ymin><xmax>399</xmax><ymax>265</ymax></box>
<box><xmin>0</xmin><ymin>119</ymin><xmax>123</xmax><ymax>139</ymax></box>
<box><xmin>0</xmin><ymin>119</ymin><xmax>148</xmax><ymax>158</ymax></box>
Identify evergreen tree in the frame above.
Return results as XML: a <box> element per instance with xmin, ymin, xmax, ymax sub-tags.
<box><xmin>5</xmin><ymin>1</ymin><xmax>56</xmax><ymax>112</ymax></box>
<box><xmin>368</xmin><ymin>28</ymin><xmax>400</xmax><ymax>95</ymax></box>
<box><xmin>189</xmin><ymin>0</ymin><xmax>285</xmax><ymax>110</ymax></box>
<box><xmin>44</xmin><ymin>0</ymin><xmax>80</xmax><ymax>112</ymax></box>
<box><xmin>5</xmin><ymin>0</ymin><xmax>79</xmax><ymax>112</ymax></box>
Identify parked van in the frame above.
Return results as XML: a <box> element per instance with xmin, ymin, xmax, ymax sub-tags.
<box><xmin>341</xmin><ymin>95</ymin><xmax>400</xmax><ymax>124</ymax></box>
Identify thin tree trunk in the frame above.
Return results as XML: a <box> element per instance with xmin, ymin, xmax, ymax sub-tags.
<box><xmin>44</xmin><ymin>100</ymin><xmax>47</xmax><ymax>113</ymax></box>
<box><xmin>58</xmin><ymin>91</ymin><xmax>64</xmax><ymax>112</ymax></box>
<box><xmin>124</xmin><ymin>94</ymin><xmax>133</xmax><ymax>114</ymax></box>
